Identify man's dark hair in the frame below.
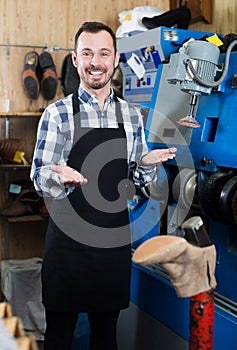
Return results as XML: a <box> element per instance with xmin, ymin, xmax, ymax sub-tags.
<box><xmin>74</xmin><ymin>21</ymin><xmax>117</xmax><ymax>52</ymax></box>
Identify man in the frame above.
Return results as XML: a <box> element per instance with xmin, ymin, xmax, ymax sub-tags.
<box><xmin>30</xmin><ymin>21</ymin><xmax>176</xmax><ymax>350</ymax></box>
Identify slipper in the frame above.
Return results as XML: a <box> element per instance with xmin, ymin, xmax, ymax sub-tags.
<box><xmin>22</xmin><ymin>51</ymin><xmax>40</xmax><ymax>100</ymax></box>
<box><xmin>39</xmin><ymin>52</ymin><xmax>58</xmax><ymax>100</ymax></box>
<box><xmin>61</xmin><ymin>53</ymin><xmax>80</xmax><ymax>96</ymax></box>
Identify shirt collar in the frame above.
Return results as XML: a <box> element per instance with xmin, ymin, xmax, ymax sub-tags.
<box><xmin>78</xmin><ymin>85</ymin><xmax>115</xmax><ymax>106</ymax></box>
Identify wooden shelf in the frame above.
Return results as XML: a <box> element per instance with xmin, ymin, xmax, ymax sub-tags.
<box><xmin>7</xmin><ymin>214</ymin><xmax>48</xmax><ymax>223</ymax></box>
<box><xmin>169</xmin><ymin>0</ymin><xmax>212</xmax><ymax>24</ymax></box>
<box><xmin>0</xmin><ymin>112</ymin><xmax>42</xmax><ymax>117</ymax></box>
<box><xmin>0</xmin><ymin>164</ymin><xmax>31</xmax><ymax>171</ymax></box>
<box><xmin>0</xmin><ymin>106</ymin><xmax>45</xmax><ymax>262</ymax></box>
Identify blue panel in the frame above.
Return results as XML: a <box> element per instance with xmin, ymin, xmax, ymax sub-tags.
<box><xmin>214</xmin><ymin>307</ymin><xmax>237</xmax><ymax>350</ymax></box>
<box><xmin>130</xmin><ymin>263</ymin><xmax>190</xmax><ymax>340</ymax></box>
<box><xmin>129</xmin><ymin>197</ymin><xmax>160</xmax><ymax>249</ymax></box>
<box><xmin>189</xmin><ymin>61</ymin><xmax>237</xmax><ymax>170</ymax></box>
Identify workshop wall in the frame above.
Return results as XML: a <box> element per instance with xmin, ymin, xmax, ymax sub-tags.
<box><xmin>0</xmin><ymin>0</ymin><xmax>169</xmax><ymax>113</ymax></box>
<box><xmin>0</xmin><ymin>0</ymin><xmax>237</xmax><ymax>113</ymax></box>
<box><xmin>188</xmin><ymin>0</ymin><xmax>237</xmax><ymax>35</ymax></box>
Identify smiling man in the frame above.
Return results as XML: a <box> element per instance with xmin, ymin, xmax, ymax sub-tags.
<box><xmin>30</xmin><ymin>21</ymin><xmax>176</xmax><ymax>350</ymax></box>
<box><xmin>72</xmin><ymin>26</ymin><xmax>118</xmax><ymax>93</ymax></box>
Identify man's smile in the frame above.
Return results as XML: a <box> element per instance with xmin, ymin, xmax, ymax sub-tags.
<box><xmin>89</xmin><ymin>70</ymin><xmax>104</xmax><ymax>76</ymax></box>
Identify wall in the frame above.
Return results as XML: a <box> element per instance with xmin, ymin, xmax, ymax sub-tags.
<box><xmin>0</xmin><ymin>0</ymin><xmax>169</xmax><ymax>113</ymax></box>
<box><xmin>188</xmin><ymin>0</ymin><xmax>237</xmax><ymax>34</ymax></box>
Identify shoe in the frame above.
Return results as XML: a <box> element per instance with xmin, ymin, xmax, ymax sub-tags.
<box><xmin>0</xmin><ymin>196</ymin><xmax>32</xmax><ymax>217</ymax></box>
<box><xmin>0</xmin><ymin>189</ymin><xmax>40</xmax><ymax>217</ymax></box>
<box><xmin>142</xmin><ymin>6</ymin><xmax>191</xmax><ymax>30</ymax></box>
<box><xmin>39</xmin><ymin>52</ymin><xmax>58</xmax><ymax>100</ymax></box>
<box><xmin>111</xmin><ymin>65</ymin><xmax>123</xmax><ymax>98</ymax></box>
<box><xmin>22</xmin><ymin>51</ymin><xmax>40</xmax><ymax>100</ymax></box>
<box><xmin>0</xmin><ymin>138</ymin><xmax>26</xmax><ymax>163</ymax></box>
<box><xmin>61</xmin><ymin>53</ymin><xmax>80</xmax><ymax>96</ymax></box>
<box><xmin>132</xmin><ymin>235</ymin><xmax>217</xmax><ymax>298</ymax></box>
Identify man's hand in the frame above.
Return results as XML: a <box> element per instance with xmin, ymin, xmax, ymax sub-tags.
<box><xmin>141</xmin><ymin>147</ymin><xmax>177</xmax><ymax>166</ymax></box>
<box><xmin>51</xmin><ymin>165</ymin><xmax>88</xmax><ymax>187</ymax></box>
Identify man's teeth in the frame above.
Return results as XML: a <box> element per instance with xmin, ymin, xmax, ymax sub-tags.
<box><xmin>90</xmin><ymin>71</ymin><xmax>103</xmax><ymax>75</ymax></box>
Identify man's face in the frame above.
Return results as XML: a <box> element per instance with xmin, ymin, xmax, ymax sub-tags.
<box><xmin>72</xmin><ymin>30</ymin><xmax>119</xmax><ymax>91</ymax></box>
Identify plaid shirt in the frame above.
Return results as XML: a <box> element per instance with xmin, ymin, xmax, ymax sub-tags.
<box><xmin>30</xmin><ymin>86</ymin><xmax>155</xmax><ymax>199</ymax></box>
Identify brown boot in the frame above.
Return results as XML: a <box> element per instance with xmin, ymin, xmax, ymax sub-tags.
<box><xmin>132</xmin><ymin>235</ymin><xmax>217</xmax><ymax>298</ymax></box>
<box><xmin>0</xmin><ymin>138</ymin><xmax>25</xmax><ymax>163</ymax></box>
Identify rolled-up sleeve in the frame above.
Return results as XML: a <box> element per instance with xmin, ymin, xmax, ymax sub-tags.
<box><xmin>30</xmin><ymin>101</ymin><xmax>74</xmax><ymax>199</ymax></box>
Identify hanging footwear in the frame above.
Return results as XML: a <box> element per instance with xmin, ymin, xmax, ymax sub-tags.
<box><xmin>22</xmin><ymin>51</ymin><xmax>40</xmax><ymax>100</ymax></box>
<box><xmin>111</xmin><ymin>65</ymin><xmax>123</xmax><ymax>98</ymax></box>
<box><xmin>142</xmin><ymin>6</ymin><xmax>191</xmax><ymax>30</ymax></box>
<box><xmin>39</xmin><ymin>52</ymin><xmax>58</xmax><ymax>100</ymax></box>
<box><xmin>61</xmin><ymin>53</ymin><xmax>80</xmax><ymax>96</ymax></box>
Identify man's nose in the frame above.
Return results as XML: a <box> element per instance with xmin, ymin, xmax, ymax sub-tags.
<box><xmin>90</xmin><ymin>53</ymin><xmax>101</xmax><ymax>66</ymax></box>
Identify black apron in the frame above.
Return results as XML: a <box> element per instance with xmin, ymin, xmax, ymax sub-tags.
<box><xmin>41</xmin><ymin>90</ymin><xmax>131</xmax><ymax>312</ymax></box>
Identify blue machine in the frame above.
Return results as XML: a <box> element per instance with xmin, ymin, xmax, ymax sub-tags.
<box><xmin>117</xmin><ymin>26</ymin><xmax>216</xmax><ymax>105</ymax></box>
<box><xmin>119</xmin><ymin>27</ymin><xmax>237</xmax><ymax>349</ymax></box>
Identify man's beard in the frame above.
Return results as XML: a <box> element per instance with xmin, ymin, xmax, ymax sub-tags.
<box><xmin>81</xmin><ymin>69</ymin><xmax>113</xmax><ymax>90</ymax></box>
<box><xmin>88</xmin><ymin>80</ymin><xmax>109</xmax><ymax>89</ymax></box>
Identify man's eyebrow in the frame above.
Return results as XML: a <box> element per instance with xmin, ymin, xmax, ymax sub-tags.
<box><xmin>81</xmin><ymin>48</ymin><xmax>112</xmax><ymax>52</ymax></box>
<box><xmin>100</xmin><ymin>48</ymin><xmax>112</xmax><ymax>51</ymax></box>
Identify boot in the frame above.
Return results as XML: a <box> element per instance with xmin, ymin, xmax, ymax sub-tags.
<box><xmin>0</xmin><ymin>138</ymin><xmax>25</xmax><ymax>163</ymax></box>
<box><xmin>132</xmin><ymin>235</ymin><xmax>217</xmax><ymax>298</ymax></box>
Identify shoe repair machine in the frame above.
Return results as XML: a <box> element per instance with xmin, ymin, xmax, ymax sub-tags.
<box><xmin>118</xmin><ymin>27</ymin><xmax>237</xmax><ymax>349</ymax></box>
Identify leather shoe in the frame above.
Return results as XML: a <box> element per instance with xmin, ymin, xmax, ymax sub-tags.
<box><xmin>61</xmin><ymin>53</ymin><xmax>80</xmax><ymax>96</ymax></box>
<box><xmin>0</xmin><ymin>189</ymin><xmax>40</xmax><ymax>217</ymax></box>
<box><xmin>0</xmin><ymin>138</ymin><xmax>25</xmax><ymax>163</ymax></box>
<box><xmin>39</xmin><ymin>52</ymin><xmax>58</xmax><ymax>100</ymax></box>
<box><xmin>22</xmin><ymin>51</ymin><xmax>40</xmax><ymax>100</ymax></box>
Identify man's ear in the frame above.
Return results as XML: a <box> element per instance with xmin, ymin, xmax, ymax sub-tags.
<box><xmin>71</xmin><ymin>52</ymin><xmax>77</xmax><ymax>68</ymax></box>
<box><xmin>114</xmin><ymin>51</ymin><xmax>120</xmax><ymax>69</ymax></box>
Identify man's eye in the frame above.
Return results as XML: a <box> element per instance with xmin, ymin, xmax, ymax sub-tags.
<box><xmin>102</xmin><ymin>52</ymin><xmax>110</xmax><ymax>57</ymax></box>
<box><xmin>82</xmin><ymin>52</ymin><xmax>92</xmax><ymax>57</ymax></box>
